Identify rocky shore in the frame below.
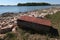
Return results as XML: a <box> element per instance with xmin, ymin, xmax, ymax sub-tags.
<box><xmin>0</xmin><ymin>7</ymin><xmax>60</xmax><ymax>39</ymax></box>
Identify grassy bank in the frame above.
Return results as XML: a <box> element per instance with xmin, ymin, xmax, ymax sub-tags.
<box><xmin>45</xmin><ymin>11</ymin><xmax>60</xmax><ymax>37</ymax></box>
<box><xmin>4</xmin><ymin>27</ymin><xmax>59</xmax><ymax>40</ymax></box>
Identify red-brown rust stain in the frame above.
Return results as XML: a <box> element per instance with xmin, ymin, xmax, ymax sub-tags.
<box><xmin>19</xmin><ymin>16</ymin><xmax>51</xmax><ymax>26</ymax></box>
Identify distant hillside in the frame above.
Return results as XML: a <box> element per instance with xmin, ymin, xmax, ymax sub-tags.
<box><xmin>52</xmin><ymin>4</ymin><xmax>60</xmax><ymax>6</ymax></box>
<box><xmin>17</xmin><ymin>3</ymin><xmax>51</xmax><ymax>6</ymax></box>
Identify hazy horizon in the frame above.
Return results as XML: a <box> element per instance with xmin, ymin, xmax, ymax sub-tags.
<box><xmin>0</xmin><ymin>0</ymin><xmax>60</xmax><ymax>5</ymax></box>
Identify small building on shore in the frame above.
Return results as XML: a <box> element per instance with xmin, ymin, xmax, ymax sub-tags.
<box><xmin>17</xmin><ymin>16</ymin><xmax>59</xmax><ymax>36</ymax></box>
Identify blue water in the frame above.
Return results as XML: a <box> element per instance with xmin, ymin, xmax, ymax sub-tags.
<box><xmin>0</xmin><ymin>6</ymin><xmax>60</xmax><ymax>14</ymax></box>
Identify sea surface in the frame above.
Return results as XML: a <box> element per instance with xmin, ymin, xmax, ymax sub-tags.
<box><xmin>0</xmin><ymin>6</ymin><xmax>60</xmax><ymax>14</ymax></box>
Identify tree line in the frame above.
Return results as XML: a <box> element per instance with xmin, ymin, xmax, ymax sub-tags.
<box><xmin>17</xmin><ymin>3</ymin><xmax>51</xmax><ymax>6</ymax></box>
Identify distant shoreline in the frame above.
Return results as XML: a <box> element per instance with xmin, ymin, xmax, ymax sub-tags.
<box><xmin>0</xmin><ymin>7</ymin><xmax>60</xmax><ymax>17</ymax></box>
<box><xmin>0</xmin><ymin>7</ymin><xmax>60</xmax><ymax>14</ymax></box>
<box><xmin>0</xmin><ymin>6</ymin><xmax>55</xmax><ymax>14</ymax></box>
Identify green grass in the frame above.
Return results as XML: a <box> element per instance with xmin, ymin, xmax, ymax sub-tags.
<box><xmin>5</xmin><ymin>32</ymin><xmax>17</xmax><ymax>40</ymax></box>
<box><xmin>45</xmin><ymin>11</ymin><xmax>60</xmax><ymax>37</ymax></box>
<box><xmin>4</xmin><ymin>24</ymin><xmax>59</xmax><ymax>40</ymax></box>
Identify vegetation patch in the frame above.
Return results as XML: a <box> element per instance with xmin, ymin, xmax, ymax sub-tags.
<box><xmin>17</xmin><ymin>2</ymin><xmax>51</xmax><ymax>6</ymax></box>
<box><xmin>45</xmin><ymin>11</ymin><xmax>60</xmax><ymax>37</ymax></box>
<box><xmin>4</xmin><ymin>32</ymin><xmax>17</xmax><ymax>40</ymax></box>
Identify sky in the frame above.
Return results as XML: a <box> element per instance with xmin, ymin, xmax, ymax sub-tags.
<box><xmin>0</xmin><ymin>0</ymin><xmax>60</xmax><ymax>5</ymax></box>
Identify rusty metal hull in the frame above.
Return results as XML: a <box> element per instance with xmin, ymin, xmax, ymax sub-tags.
<box><xmin>17</xmin><ymin>19</ymin><xmax>59</xmax><ymax>36</ymax></box>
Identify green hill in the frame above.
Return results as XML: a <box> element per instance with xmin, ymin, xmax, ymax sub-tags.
<box><xmin>17</xmin><ymin>2</ymin><xmax>51</xmax><ymax>6</ymax></box>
